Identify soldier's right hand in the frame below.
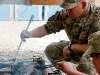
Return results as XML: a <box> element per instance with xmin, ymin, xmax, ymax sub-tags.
<box><xmin>20</xmin><ymin>30</ymin><xmax>31</xmax><ymax>42</ymax></box>
<box><xmin>56</xmin><ymin>61</ymin><xmax>74</xmax><ymax>74</ymax></box>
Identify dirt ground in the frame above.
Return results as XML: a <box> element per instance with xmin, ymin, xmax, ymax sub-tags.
<box><xmin>0</xmin><ymin>20</ymin><xmax>68</xmax><ymax>62</ymax></box>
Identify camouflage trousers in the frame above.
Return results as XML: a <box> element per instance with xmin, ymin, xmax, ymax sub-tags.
<box><xmin>44</xmin><ymin>40</ymin><xmax>97</xmax><ymax>75</ymax></box>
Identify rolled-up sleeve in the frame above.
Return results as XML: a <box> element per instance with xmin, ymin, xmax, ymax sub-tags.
<box><xmin>44</xmin><ymin>10</ymin><xmax>67</xmax><ymax>34</ymax></box>
<box><xmin>89</xmin><ymin>14</ymin><xmax>100</xmax><ymax>36</ymax></box>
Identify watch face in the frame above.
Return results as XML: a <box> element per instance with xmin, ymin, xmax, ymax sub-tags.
<box><xmin>68</xmin><ymin>44</ymin><xmax>72</xmax><ymax>49</ymax></box>
<box><xmin>68</xmin><ymin>44</ymin><xmax>74</xmax><ymax>52</ymax></box>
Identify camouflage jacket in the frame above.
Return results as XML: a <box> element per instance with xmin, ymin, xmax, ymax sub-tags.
<box><xmin>44</xmin><ymin>3</ymin><xmax>100</xmax><ymax>44</ymax></box>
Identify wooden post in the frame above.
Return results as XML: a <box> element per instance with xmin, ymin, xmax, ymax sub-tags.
<box><xmin>0</xmin><ymin>0</ymin><xmax>95</xmax><ymax>5</ymax></box>
<box><xmin>29</xmin><ymin>0</ymin><xmax>62</xmax><ymax>5</ymax></box>
<box><xmin>29</xmin><ymin>0</ymin><xmax>96</xmax><ymax>5</ymax></box>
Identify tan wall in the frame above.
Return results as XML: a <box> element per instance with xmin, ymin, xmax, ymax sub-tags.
<box><xmin>95</xmin><ymin>0</ymin><xmax>100</xmax><ymax>6</ymax></box>
<box><xmin>88</xmin><ymin>0</ymin><xmax>100</xmax><ymax>6</ymax></box>
<box><xmin>88</xmin><ymin>0</ymin><xmax>95</xmax><ymax>4</ymax></box>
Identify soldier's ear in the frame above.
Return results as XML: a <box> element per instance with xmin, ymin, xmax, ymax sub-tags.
<box><xmin>82</xmin><ymin>1</ymin><xmax>87</xmax><ymax>9</ymax></box>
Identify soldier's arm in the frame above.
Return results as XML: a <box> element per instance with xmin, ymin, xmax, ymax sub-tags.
<box><xmin>21</xmin><ymin>9</ymin><xmax>65</xmax><ymax>39</ymax></box>
<box><xmin>56</xmin><ymin>61</ymin><xmax>88</xmax><ymax>75</ymax></box>
<box><xmin>71</xmin><ymin>44</ymin><xmax>89</xmax><ymax>53</ymax></box>
<box><xmin>72</xmin><ymin>11</ymin><xmax>100</xmax><ymax>53</ymax></box>
<box><xmin>29</xmin><ymin>25</ymin><xmax>48</xmax><ymax>38</ymax></box>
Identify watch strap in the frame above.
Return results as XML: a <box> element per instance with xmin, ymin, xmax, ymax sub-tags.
<box><xmin>68</xmin><ymin>44</ymin><xmax>73</xmax><ymax>52</ymax></box>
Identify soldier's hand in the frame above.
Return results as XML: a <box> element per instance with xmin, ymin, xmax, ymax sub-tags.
<box><xmin>20</xmin><ymin>30</ymin><xmax>31</xmax><ymax>42</ymax></box>
<box><xmin>56</xmin><ymin>61</ymin><xmax>74</xmax><ymax>74</ymax></box>
<box><xmin>63</xmin><ymin>46</ymin><xmax>71</xmax><ymax>59</ymax></box>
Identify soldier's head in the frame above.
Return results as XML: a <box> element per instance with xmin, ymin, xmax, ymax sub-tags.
<box><xmin>84</xmin><ymin>31</ymin><xmax>100</xmax><ymax>74</ymax></box>
<box><xmin>60</xmin><ymin>0</ymin><xmax>88</xmax><ymax>19</ymax></box>
<box><xmin>85</xmin><ymin>31</ymin><xmax>100</xmax><ymax>57</ymax></box>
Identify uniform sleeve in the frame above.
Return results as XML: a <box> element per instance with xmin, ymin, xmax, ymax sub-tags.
<box><xmin>44</xmin><ymin>9</ymin><xmax>67</xmax><ymax>34</ymax></box>
<box><xmin>89</xmin><ymin>12</ymin><xmax>100</xmax><ymax>36</ymax></box>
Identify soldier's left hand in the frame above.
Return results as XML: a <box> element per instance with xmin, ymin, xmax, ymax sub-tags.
<box><xmin>63</xmin><ymin>46</ymin><xmax>71</xmax><ymax>59</ymax></box>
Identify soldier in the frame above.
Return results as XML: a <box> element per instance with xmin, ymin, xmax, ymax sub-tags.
<box><xmin>84</xmin><ymin>31</ymin><xmax>100</xmax><ymax>74</ymax></box>
<box><xmin>20</xmin><ymin>0</ymin><xmax>100</xmax><ymax>74</ymax></box>
<box><xmin>56</xmin><ymin>31</ymin><xmax>100</xmax><ymax>75</ymax></box>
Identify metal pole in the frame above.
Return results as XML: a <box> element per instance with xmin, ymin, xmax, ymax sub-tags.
<box><xmin>13</xmin><ymin>15</ymin><xmax>34</xmax><ymax>62</ymax></box>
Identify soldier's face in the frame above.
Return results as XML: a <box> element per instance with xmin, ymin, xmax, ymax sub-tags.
<box><xmin>92</xmin><ymin>54</ymin><xmax>100</xmax><ymax>74</ymax></box>
<box><xmin>65</xmin><ymin>1</ymin><xmax>86</xmax><ymax>19</ymax></box>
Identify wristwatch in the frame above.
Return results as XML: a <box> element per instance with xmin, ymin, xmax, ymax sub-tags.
<box><xmin>68</xmin><ymin>44</ymin><xmax>73</xmax><ymax>52</ymax></box>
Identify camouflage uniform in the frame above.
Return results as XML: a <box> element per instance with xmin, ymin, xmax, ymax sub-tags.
<box><xmin>83</xmin><ymin>31</ymin><xmax>100</xmax><ymax>75</ymax></box>
<box><xmin>44</xmin><ymin>2</ymin><xmax>100</xmax><ymax>75</ymax></box>
<box><xmin>83</xmin><ymin>31</ymin><xmax>100</xmax><ymax>57</ymax></box>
